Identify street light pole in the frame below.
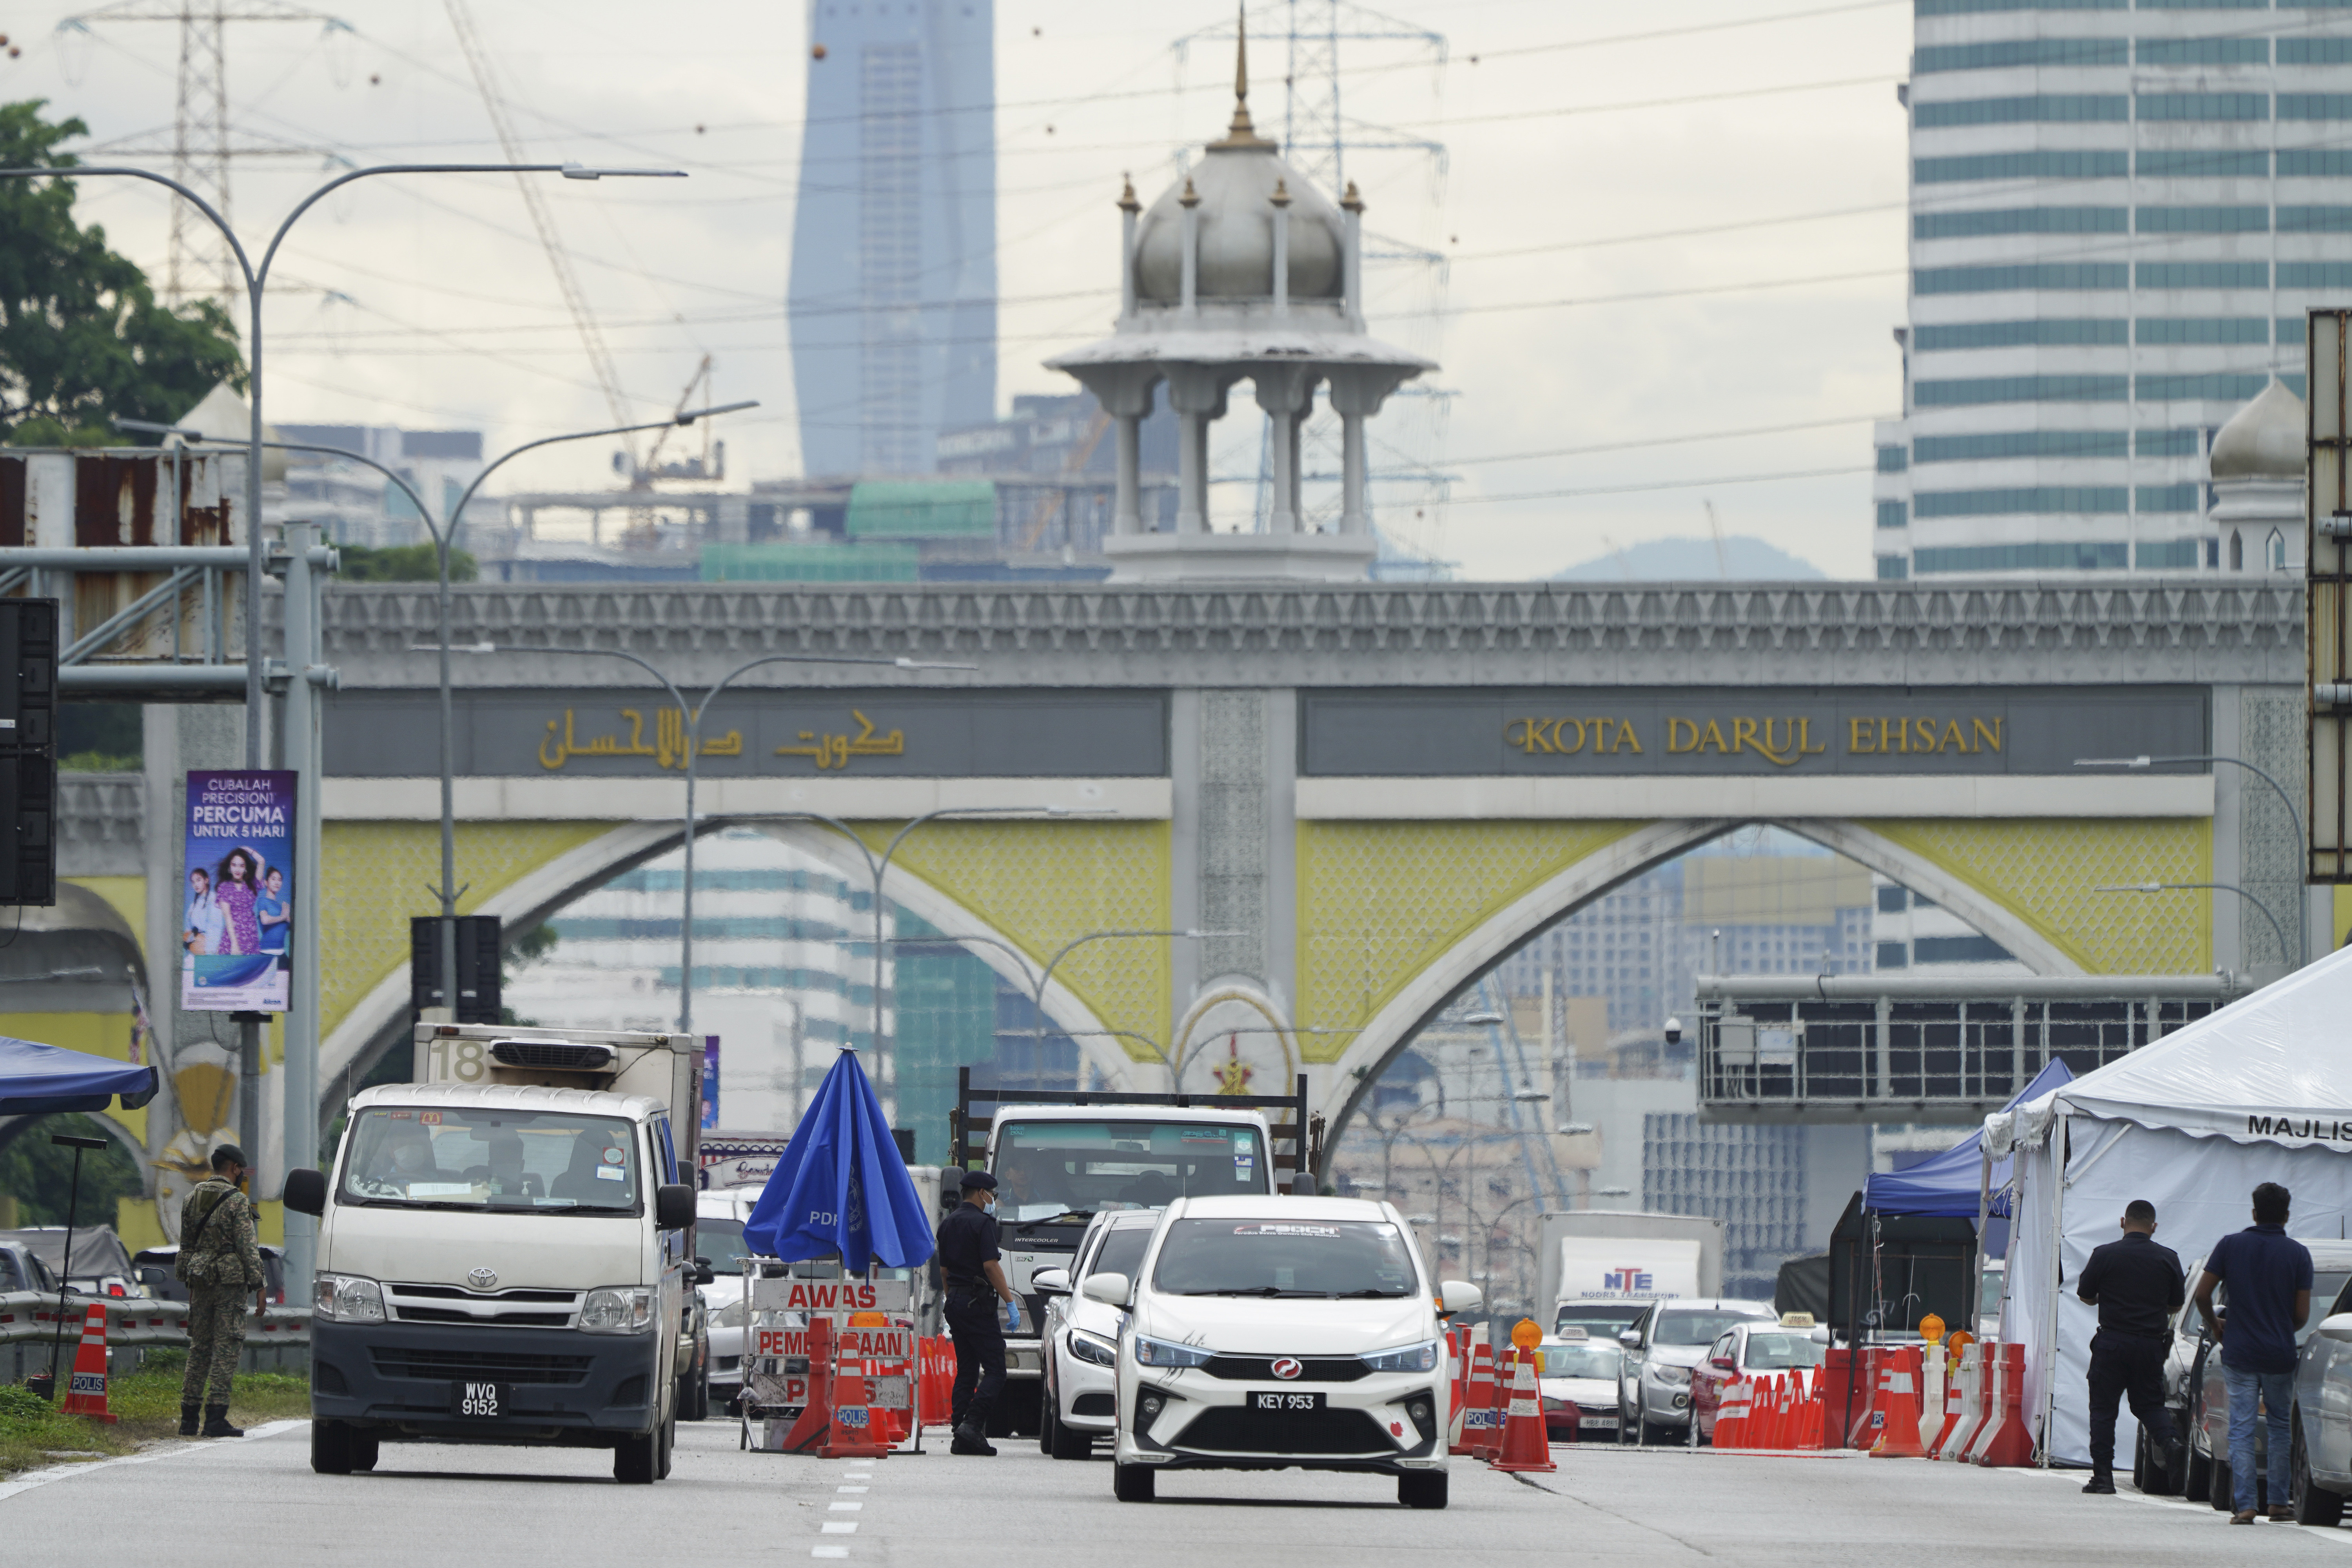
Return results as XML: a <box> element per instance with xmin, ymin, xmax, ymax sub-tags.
<box><xmin>2095</xmin><ymin>880</ymin><xmax>2292</xmax><ymax>973</ymax></box>
<box><xmin>766</xmin><ymin>808</ymin><xmax>1106</xmax><ymax>1095</ymax></box>
<box><xmin>2076</xmin><ymin>753</ymin><xmax>2309</xmax><ymax>964</ymax></box>
<box><xmin>0</xmin><ymin>159</ymin><xmax>682</xmax><ymax>768</ymax></box>
<box><xmin>1027</xmin><ymin>928</ymin><xmax>1241</xmax><ymax>1073</ymax></box>
<box><xmin>463</xmin><ymin>648</ymin><xmax>974</xmax><ymax>1044</ymax></box>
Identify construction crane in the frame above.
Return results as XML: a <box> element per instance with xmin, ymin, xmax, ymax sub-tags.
<box><xmin>1018</xmin><ymin>407</ymin><xmax>1113</xmax><ymax>551</ymax></box>
<box><xmin>631</xmin><ymin>356</ymin><xmax>726</xmax><ymax>487</ymax></box>
<box><xmin>443</xmin><ymin>0</ymin><xmax>637</xmax><ymax>463</ymax></box>
<box><xmin>1704</xmin><ymin>499</ymin><xmax>1730</xmax><ymax>579</ymax></box>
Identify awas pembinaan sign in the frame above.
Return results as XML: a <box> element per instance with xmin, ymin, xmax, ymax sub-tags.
<box><xmin>180</xmin><ymin>769</ymin><xmax>296</xmax><ymax>1012</ymax></box>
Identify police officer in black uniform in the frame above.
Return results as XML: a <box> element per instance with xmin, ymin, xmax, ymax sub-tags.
<box><xmin>938</xmin><ymin>1170</ymin><xmax>1016</xmax><ymax>1456</ymax></box>
<box><xmin>2075</xmin><ymin>1197</ymin><xmax>2186</xmax><ymax>1495</ymax></box>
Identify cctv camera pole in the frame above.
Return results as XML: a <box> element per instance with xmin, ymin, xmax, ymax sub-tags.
<box><xmin>44</xmin><ymin>1133</ymin><xmax>109</xmax><ymax>1396</ymax></box>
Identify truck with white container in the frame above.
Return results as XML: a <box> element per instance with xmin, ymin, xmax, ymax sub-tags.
<box><xmin>1538</xmin><ymin>1210</ymin><xmax>1724</xmax><ymax>1340</ymax></box>
<box><xmin>949</xmin><ymin>1068</ymin><xmax>1313</xmax><ymax>1435</ymax></box>
<box><xmin>285</xmin><ymin>1023</ymin><xmax>710</xmax><ymax>1482</ymax></box>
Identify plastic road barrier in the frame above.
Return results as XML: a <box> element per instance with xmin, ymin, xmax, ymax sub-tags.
<box><xmin>1447</xmin><ymin>1327</ymin><xmax>1470</xmax><ymax>1454</ymax></box>
<box><xmin>1869</xmin><ymin>1348</ymin><xmax>1927</xmax><ymax>1458</ymax></box>
<box><xmin>1929</xmin><ymin>1343</ymin><xmax>1976</xmax><ymax>1459</ymax></box>
<box><xmin>1490</xmin><ymin>1343</ymin><xmax>1558</xmax><ymax>1473</ymax></box>
<box><xmin>1949</xmin><ymin>1342</ymin><xmax>1997</xmax><ymax>1461</ymax></box>
<box><xmin>59</xmin><ymin>1304</ymin><xmax>115</xmax><ymax>1424</ymax></box>
<box><xmin>1715</xmin><ymin>1376</ymin><xmax>1751</xmax><ymax>1449</ymax></box>
<box><xmin>1968</xmin><ymin>1343</ymin><xmax>2034</xmax><ymax>1468</ymax></box>
<box><xmin>1465</xmin><ymin>1338</ymin><xmax>1503</xmax><ymax>1459</ymax></box>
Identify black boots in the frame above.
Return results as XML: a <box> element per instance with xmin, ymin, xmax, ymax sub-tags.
<box><xmin>179</xmin><ymin>1403</ymin><xmax>200</xmax><ymax>1437</ymax></box>
<box><xmin>2082</xmin><ymin>1469</ymin><xmax>2116</xmax><ymax>1495</ymax></box>
<box><xmin>950</xmin><ymin>1423</ymin><xmax>997</xmax><ymax>1456</ymax></box>
<box><xmin>200</xmin><ymin>1405</ymin><xmax>244</xmax><ymax>1439</ymax></box>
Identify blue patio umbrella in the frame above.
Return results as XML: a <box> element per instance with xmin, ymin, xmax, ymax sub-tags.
<box><xmin>0</xmin><ymin>1034</ymin><xmax>159</xmax><ymax>1114</ymax></box>
<box><xmin>742</xmin><ymin>1049</ymin><xmax>935</xmax><ymax>1270</ymax></box>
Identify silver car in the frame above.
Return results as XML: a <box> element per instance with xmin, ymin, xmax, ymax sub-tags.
<box><xmin>2164</xmin><ymin>1241</ymin><xmax>2352</xmax><ymax>1509</ymax></box>
<box><xmin>1035</xmin><ymin>1209</ymin><xmax>1160</xmax><ymax>1459</ymax></box>
<box><xmin>2281</xmin><ymin>1271</ymin><xmax>2352</xmax><ymax>1521</ymax></box>
<box><xmin>1615</xmin><ymin>1298</ymin><xmax>1778</xmax><ymax>1445</ymax></box>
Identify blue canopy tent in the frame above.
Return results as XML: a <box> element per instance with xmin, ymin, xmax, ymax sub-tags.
<box><xmin>1862</xmin><ymin>1058</ymin><xmax>2074</xmax><ymax>1219</ymax></box>
<box><xmin>0</xmin><ymin>1034</ymin><xmax>158</xmax><ymax>1115</ymax></box>
<box><xmin>743</xmin><ymin>1049</ymin><xmax>935</xmax><ymax>1271</ymax></box>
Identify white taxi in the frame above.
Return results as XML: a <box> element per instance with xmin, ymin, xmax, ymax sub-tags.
<box><xmin>1085</xmin><ymin>1194</ymin><xmax>1479</xmax><ymax>1510</ymax></box>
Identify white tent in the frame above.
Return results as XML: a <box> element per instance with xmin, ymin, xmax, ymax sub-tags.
<box><xmin>1986</xmin><ymin>944</ymin><xmax>2352</xmax><ymax>1466</ymax></box>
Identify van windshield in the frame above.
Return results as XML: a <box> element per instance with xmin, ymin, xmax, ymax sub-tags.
<box><xmin>340</xmin><ymin>1107</ymin><xmax>640</xmax><ymax>1213</ymax></box>
<box><xmin>993</xmin><ymin>1121</ymin><xmax>1267</xmax><ymax>1224</ymax></box>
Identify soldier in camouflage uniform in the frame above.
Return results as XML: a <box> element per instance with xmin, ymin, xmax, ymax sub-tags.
<box><xmin>176</xmin><ymin>1143</ymin><xmax>265</xmax><ymax>1437</ymax></box>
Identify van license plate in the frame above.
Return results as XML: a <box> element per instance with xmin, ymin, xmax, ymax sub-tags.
<box><xmin>1250</xmin><ymin>1391</ymin><xmax>1323</xmax><ymax>1412</ymax></box>
<box><xmin>454</xmin><ymin>1381</ymin><xmax>509</xmax><ymax>1418</ymax></box>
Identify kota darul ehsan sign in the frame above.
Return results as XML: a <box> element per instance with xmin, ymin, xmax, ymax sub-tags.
<box><xmin>1505</xmin><ymin>713</ymin><xmax>2008</xmax><ymax>765</ymax></box>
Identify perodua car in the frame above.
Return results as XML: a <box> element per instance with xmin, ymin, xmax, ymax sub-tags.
<box><xmin>1084</xmin><ymin>1194</ymin><xmax>1480</xmax><ymax>1509</ymax></box>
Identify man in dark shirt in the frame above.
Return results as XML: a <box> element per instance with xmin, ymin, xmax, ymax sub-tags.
<box><xmin>937</xmin><ymin>1170</ymin><xmax>1016</xmax><ymax>1456</ymax></box>
<box><xmin>2195</xmin><ymin>1182</ymin><xmax>2314</xmax><ymax>1524</ymax></box>
<box><xmin>2076</xmin><ymin>1198</ymin><xmax>2185</xmax><ymax>1494</ymax></box>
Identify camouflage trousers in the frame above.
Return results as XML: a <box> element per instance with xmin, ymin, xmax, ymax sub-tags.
<box><xmin>181</xmin><ymin>1284</ymin><xmax>251</xmax><ymax>1405</ymax></box>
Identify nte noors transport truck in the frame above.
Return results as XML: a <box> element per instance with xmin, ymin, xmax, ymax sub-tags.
<box><xmin>1538</xmin><ymin>1210</ymin><xmax>1725</xmax><ymax>1340</ymax></box>
<box><xmin>286</xmin><ymin>1024</ymin><xmax>708</xmax><ymax>1483</ymax></box>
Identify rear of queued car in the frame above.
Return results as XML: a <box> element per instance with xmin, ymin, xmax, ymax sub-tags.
<box><xmin>1106</xmin><ymin>1196</ymin><xmax>1458</xmax><ymax>1508</ymax></box>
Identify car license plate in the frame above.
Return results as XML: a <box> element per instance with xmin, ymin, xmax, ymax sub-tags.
<box><xmin>1250</xmin><ymin>1390</ymin><xmax>1324</xmax><ymax>1412</ymax></box>
<box><xmin>453</xmin><ymin>1380</ymin><xmax>509</xmax><ymax>1418</ymax></box>
<box><xmin>1581</xmin><ymin>1414</ymin><xmax>1617</xmax><ymax>1428</ymax></box>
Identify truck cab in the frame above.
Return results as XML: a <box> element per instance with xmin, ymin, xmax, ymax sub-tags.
<box><xmin>288</xmin><ymin>1024</ymin><xmax>704</xmax><ymax>1483</ymax></box>
<box><xmin>951</xmin><ymin>1069</ymin><xmax>1313</xmax><ymax>1436</ymax></box>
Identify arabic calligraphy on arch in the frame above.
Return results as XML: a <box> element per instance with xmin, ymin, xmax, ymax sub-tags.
<box><xmin>535</xmin><ymin>707</ymin><xmax>905</xmax><ymax>773</ymax></box>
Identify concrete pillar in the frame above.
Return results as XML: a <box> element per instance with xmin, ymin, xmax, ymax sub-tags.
<box><xmin>1338</xmin><ymin>412</ymin><xmax>1366</xmax><ymax>535</ymax></box>
<box><xmin>1271</xmin><ymin>180</ymin><xmax>1291</xmax><ymax>316</ymax></box>
<box><xmin>1254</xmin><ymin>367</ymin><xmax>1318</xmax><ymax>535</ymax></box>
<box><xmin>1179</xmin><ymin>178</ymin><xmax>1201</xmax><ymax>317</ymax></box>
<box><xmin>1118</xmin><ymin>176</ymin><xmax>1142</xmax><ymax>320</ymax></box>
<box><xmin>1165</xmin><ymin>367</ymin><xmax>1230</xmax><ymax>535</ymax></box>
<box><xmin>1114</xmin><ymin>416</ymin><xmax>1143</xmax><ymax>534</ymax></box>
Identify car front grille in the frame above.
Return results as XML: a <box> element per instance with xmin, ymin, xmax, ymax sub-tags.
<box><xmin>386</xmin><ymin>1283</ymin><xmax>581</xmax><ymax>1327</ymax></box>
<box><xmin>1174</xmin><ymin>1406</ymin><xmax>1392</xmax><ymax>1456</ymax></box>
<box><xmin>1200</xmin><ymin>1355</ymin><xmax>1370</xmax><ymax>1383</ymax></box>
<box><xmin>370</xmin><ymin>1348</ymin><xmax>594</xmax><ymax>1386</ymax></box>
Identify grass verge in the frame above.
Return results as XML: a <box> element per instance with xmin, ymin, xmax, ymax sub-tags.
<box><xmin>2</xmin><ymin>1349</ymin><xmax>309</xmax><ymax>1479</ymax></box>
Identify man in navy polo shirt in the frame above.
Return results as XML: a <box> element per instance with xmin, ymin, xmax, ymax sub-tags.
<box><xmin>2194</xmin><ymin>1182</ymin><xmax>2314</xmax><ymax>1524</ymax></box>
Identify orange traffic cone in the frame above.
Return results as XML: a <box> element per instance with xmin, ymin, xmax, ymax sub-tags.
<box><xmin>1490</xmin><ymin>1345</ymin><xmax>1557</xmax><ymax>1473</ymax></box>
<box><xmin>1869</xmin><ymin>1347</ymin><xmax>1926</xmax><ymax>1458</ymax></box>
<box><xmin>59</xmin><ymin>1303</ymin><xmax>116</xmax><ymax>1424</ymax></box>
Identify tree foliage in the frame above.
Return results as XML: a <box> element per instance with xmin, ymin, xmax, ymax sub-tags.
<box><xmin>337</xmin><ymin>543</ymin><xmax>478</xmax><ymax>583</ymax></box>
<box><xmin>0</xmin><ymin>101</ymin><xmax>247</xmax><ymax>447</ymax></box>
<box><xmin>0</xmin><ymin>1113</ymin><xmax>142</xmax><ymax>1228</ymax></box>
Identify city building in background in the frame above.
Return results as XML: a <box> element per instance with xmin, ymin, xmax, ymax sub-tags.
<box><xmin>1871</xmin><ymin>7</ymin><xmax>2347</xmax><ymax>579</ymax></box>
<box><xmin>274</xmin><ymin>424</ymin><xmax>491</xmax><ymax>551</ymax></box>
<box><xmin>501</xmin><ymin>829</ymin><xmax>1076</xmax><ymax>1163</ymax></box>
<box><xmin>1870</xmin><ymin>877</ymin><xmax>2027</xmax><ymax>978</ymax></box>
<box><xmin>789</xmin><ymin>0</ymin><xmax>998</xmax><ymax>479</ymax></box>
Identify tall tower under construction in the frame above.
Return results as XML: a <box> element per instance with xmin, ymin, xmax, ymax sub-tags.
<box><xmin>788</xmin><ymin>0</ymin><xmax>998</xmax><ymax>479</ymax></box>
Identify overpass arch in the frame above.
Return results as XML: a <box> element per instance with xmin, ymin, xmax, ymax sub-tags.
<box><xmin>319</xmin><ymin>818</ymin><xmax>1158</xmax><ymax>1115</ymax></box>
<box><xmin>1308</xmin><ymin>817</ymin><xmax>2101</xmax><ymax>1159</ymax></box>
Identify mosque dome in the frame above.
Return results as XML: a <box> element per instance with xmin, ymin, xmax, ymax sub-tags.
<box><xmin>2210</xmin><ymin>377</ymin><xmax>2306</xmax><ymax>482</ymax></box>
<box><xmin>1130</xmin><ymin>30</ymin><xmax>1345</xmax><ymax>304</ymax></box>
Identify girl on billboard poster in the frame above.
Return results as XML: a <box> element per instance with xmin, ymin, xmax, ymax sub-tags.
<box><xmin>214</xmin><ymin>847</ymin><xmax>265</xmax><ymax>956</ymax></box>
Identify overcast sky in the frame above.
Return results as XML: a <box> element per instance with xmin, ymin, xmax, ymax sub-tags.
<box><xmin>2</xmin><ymin>0</ymin><xmax>1912</xmax><ymax>578</ymax></box>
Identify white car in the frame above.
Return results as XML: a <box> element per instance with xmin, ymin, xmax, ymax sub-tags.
<box><xmin>1615</xmin><ymin>1298</ymin><xmax>1778</xmax><ymax>1444</ymax></box>
<box><xmin>1087</xmin><ymin>1194</ymin><xmax>1477</xmax><ymax>1510</ymax></box>
<box><xmin>1036</xmin><ymin>1210</ymin><xmax>1161</xmax><ymax>1458</ymax></box>
<box><xmin>1536</xmin><ymin>1330</ymin><xmax>1622</xmax><ymax>1442</ymax></box>
<box><xmin>696</xmin><ymin>1190</ymin><xmax>758</xmax><ymax>1412</ymax></box>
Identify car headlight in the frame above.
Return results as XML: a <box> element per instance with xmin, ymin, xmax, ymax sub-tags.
<box><xmin>1361</xmin><ymin>1339</ymin><xmax>1440</xmax><ymax>1374</ymax></box>
<box><xmin>313</xmin><ymin>1273</ymin><xmax>385</xmax><ymax>1323</ymax></box>
<box><xmin>714</xmin><ymin>1298</ymin><xmax>747</xmax><ymax>1329</ymax></box>
<box><xmin>1068</xmin><ymin>1328</ymin><xmax>1119</xmax><ymax>1368</ymax></box>
<box><xmin>1648</xmin><ymin>1363</ymin><xmax>1691</xmax><ymax>1387</ymax></box>
<box><xmin>579</xmin><ymin>1287</ymin><xmax>657</xmax><ymax>1334</ymax></box>
<box><xmin>1132</xmin><ymin>1334</ymin><xmax>1214</xmax><ymax>1369</ymax></box>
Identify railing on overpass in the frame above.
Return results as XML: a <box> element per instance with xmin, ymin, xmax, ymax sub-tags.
<box><xmin>1693</xmin><ymin>971</ymin><xmax>2249</xmax><ymax>1122</ymax></box>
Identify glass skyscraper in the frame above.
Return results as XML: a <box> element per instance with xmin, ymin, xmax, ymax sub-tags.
<box><xmin>789</xmin><ymin>1</ymin><xmax>998</xmax><ymax>478</ymax></box>
<box><xmin>1873</xmin><ymin>2</ymin><xmax>2350</xmax><ymax>579</ymax></box>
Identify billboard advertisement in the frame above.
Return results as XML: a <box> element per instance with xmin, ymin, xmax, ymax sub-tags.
<box><xmin>181</xmin><ymin>769</ymin><xmax>295</xmax><ymax>1012</ymax></box>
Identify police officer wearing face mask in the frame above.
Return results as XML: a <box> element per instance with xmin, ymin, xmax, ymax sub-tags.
<box><xmin>937</xmin><ymin>1170</ymin><xmax>1016</xmax><ymax>1455</ymax></box>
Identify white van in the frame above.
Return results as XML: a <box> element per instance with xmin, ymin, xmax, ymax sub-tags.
<box><xmin>286</xmin><ymin>1025</ymin><xmax>705</xmax><ymax>1483</ymax></box>
<box><xmin>1087</xmin><ymin>1194</ymin><xmax>1479</xmax><ymax>1509</ymax></box>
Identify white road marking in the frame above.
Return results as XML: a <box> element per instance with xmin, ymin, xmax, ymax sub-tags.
<box><xmin>837</xmin><ymin>1485</ymin><xmax>869</xmax><ymax>1493</ymax></box>
<box><xmin>0</xmin><ymin>1419</ymin><xmax>307</xmax><ymax>1506</ymax></box>
<box><xmin>829</xmin><ymin>1501</ymin><xmax>863</xmax><ymax>1510</ymax></box>
<box><xmin>820</xmin><ymin>1522</ymin><xmax>859</xmax><ymax>1534</ymax></box>
<box><xmin>812</xmin><ymin>1550</ymin><xmax>850</xmax><ymax>1560</ymax></box>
